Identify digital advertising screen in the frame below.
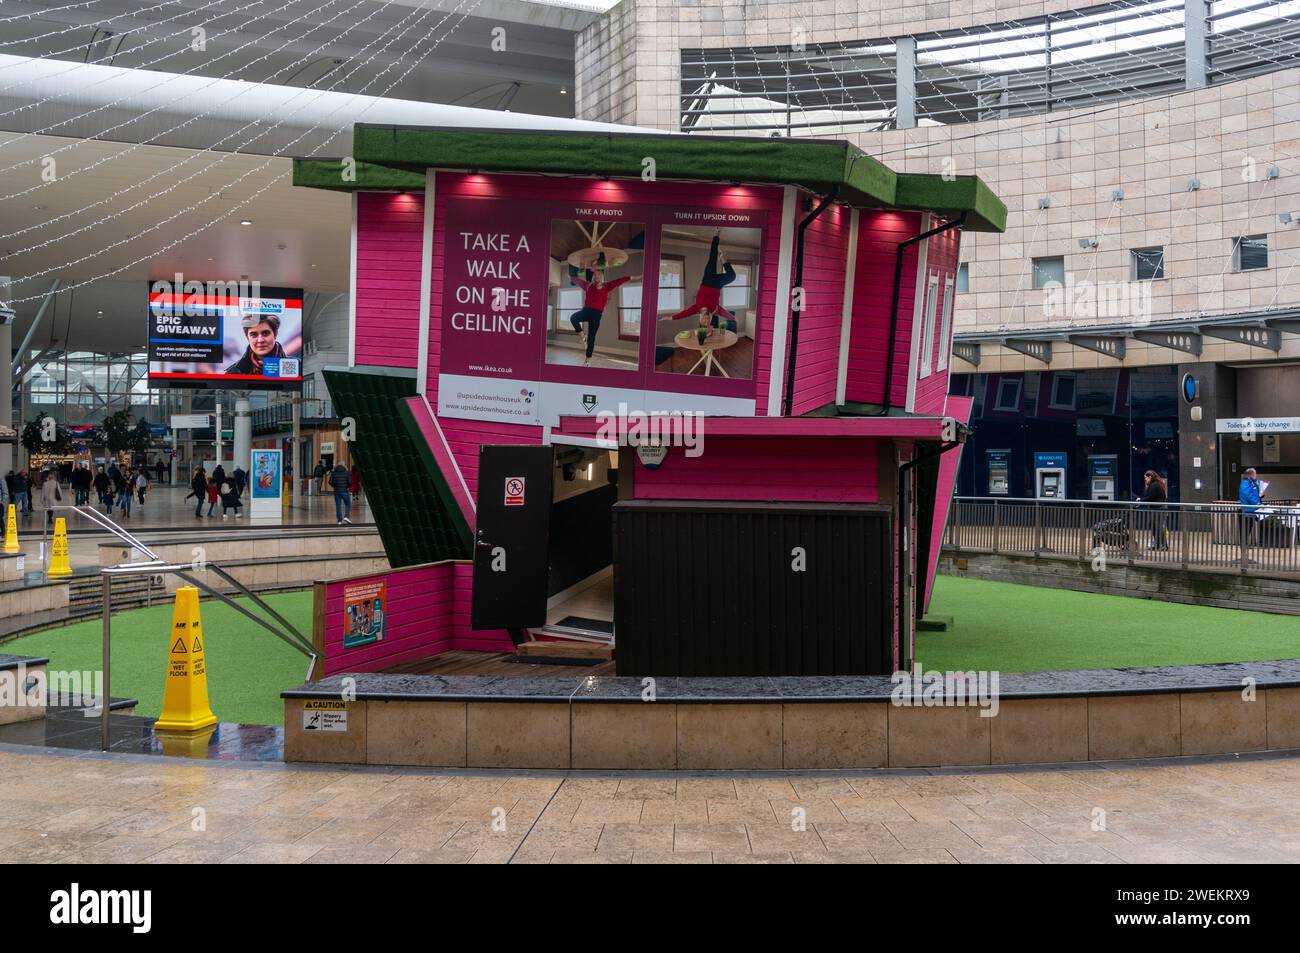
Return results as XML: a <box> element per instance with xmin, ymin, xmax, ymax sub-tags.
<box><xmin>147</xmin><ymin>280</ymin><xmax>303</xmax><ymax>390</ymax></box>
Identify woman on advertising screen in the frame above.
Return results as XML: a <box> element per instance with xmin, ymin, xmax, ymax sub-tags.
<box><xmin>226</xmin><ymin>314</ymin><xmax>288</xmax><ymax>375</ymax></box>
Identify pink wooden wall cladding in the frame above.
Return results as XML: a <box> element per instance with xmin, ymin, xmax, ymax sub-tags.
<box><xmin>321</xmin><ymin>561</ymin><xmax>512</xmax><ymax>676</ymax></box>
<box><xmin>912</xmin><ymin>223</ymin><xmax>962</xmax><ymax>416</ymax></box>
<box><xmin>355</xmin><ymin>191</ymin><xmax>425</xmax><ymax>369</ymax></box>
<box><xmin>844</xmin><ymin>209</ymin><xmax>923</xmax><ymax>408</ymax></box>
<box><xmin>633</xmin><ymin>435</ymin><xmax>881</xmax><ymax>503</ymax></box>
<box><xmin>786</xmin><ymin>196</ymin><xmax>851</xmax><ymax>416</ymax></box>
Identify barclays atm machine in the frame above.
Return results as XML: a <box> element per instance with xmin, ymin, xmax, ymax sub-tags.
<box><xmin>1086</xmin><ymin>454</ymin><xmax>1118</xmax><ymax>501</ymax></box>
<box><xmin>986</xmin><ymin>449</ymin><xmax>1011</xmax><ymax>496</ymax></box>
<box><xmin>1034</xmin><ymin>452</ymin><xmax>1068</xmax><ymax>499</ymax></box>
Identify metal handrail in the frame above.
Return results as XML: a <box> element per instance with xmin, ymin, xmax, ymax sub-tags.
<box><xmin>69</xmin><ymin>503</ymin><xmax>311</xmax><ymax>649</ymax></box>
<box><xmin>944</xmin><ymin>496</ymin><xmax>1300</xmax><ymax>577</ymax></box>
<box><xmin>98</xmin><ymin>560</ymin><xmax>319</xmax><ymax>751</ymax></box>
<box><xmin>951</xmin><ymin>496</ymin><xmax>1300</xmax><ymax>512</ymax></box>
<box><xmin>70</xmin><ymin>506</ymin><xmax>320</xmax><ymax>751</ymax></box>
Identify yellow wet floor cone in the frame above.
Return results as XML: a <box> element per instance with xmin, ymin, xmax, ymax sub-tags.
<box><xmin>154</xmin><ymin>587</ymin><xmax>217</xmax><ymax>732</ymax></box>
<box><xmin>47</xmin><ymin>517</ymin><xmax>72</xmax><ymax>577</ymax></box>
<box><xmin>3</xmin><ymin>504</ymin><xmax>18</xmax><ymax>554</ymax></box>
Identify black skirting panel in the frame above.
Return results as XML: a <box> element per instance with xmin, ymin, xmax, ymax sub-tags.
<box><xmin>613</xmin><ymin>500</ymin><xmax>894</xmax><ymax>677</ymax></box>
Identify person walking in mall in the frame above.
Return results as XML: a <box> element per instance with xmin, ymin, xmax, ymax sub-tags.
<box><xmin>155</xmin><ymin>458</ymin><xmax>166</xmax><ymax>485</ymax></box>
<box><xmin>188</xmin><ymin>467</ymin><xmax>207</xmax><ymax>518</ymax></box>
<box><xmin>92</xmin><ymin>465</ymin><xmax>109</xmax><ymax>507</ymax></box>
<box><xmin>220</xmin><ymin>474</ymin><xmax>242</xmax><ymax>519</ymax></box>
<box><xmin>313</xmin><ymin>459</ymin><xmax>326</xmax><ymax>494</ymax></box>
<box><xmin>72</xmin><ymin>463</ymin><xmax>90</xmax><ymax>505</ymax></box>
<box><xmin>1239</xmin><ymin>466</ymin><xmax>1264</xmax><ymax>546</ymax></box>
<box><xmin>328</xmin><ymin>461</ymin><xmax>352</xmax><ymax>525</ymax></box>
<box><xmin>39</xmin><ymin>468</ymin><xmax>62</xmax><ymax>527</ymax></box>
<box><xmin>204</xmin><ymin>477</ymin><xmax>220</xmax><ymax>518</ymax></box>
<box><xmin>115</xmin><ymin>467</ymin><xmax>132</xmax><ymax>519</ymax></box>
<box><xmin>12</xmin><ymin>469</ymin><xmax>30</xmax><ymax>516</ymax></box>
<box><xmin>232</xmin><ymin>464</ymin><xmax>247</xmax><ymax>498</ymax></box>
<box><xmin>135</xmin><ymin>468</ymin><xmax>148</xmax><ymax>506</ymax></box>
<box><xmin>1141</xmin><ymin>469</ymin><xmax>1169</xmax><ymax>550</ymax></box>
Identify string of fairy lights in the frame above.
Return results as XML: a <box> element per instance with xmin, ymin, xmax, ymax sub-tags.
<box><xmin>0</xmin><ymin>0</ymin><xmax>437</xmax><ymax>254</ymax></box>
<box><xmin>5</xmin><ymin>0</ymin><xmax>485</xmax><ymax>305</ymax></box>
<box><xmin>4</xmin><ymin>0</ymin><xmax>1300</xmax><ymax>320</ymax></box>
<box><xmin>0</xmin><ymin>0</ymin><xmax>391</xmax><ymax>186</ymax></box>
<box><xmin>722</xmin><ymin>0</ymin><xmax>1300</xmax><ymax>329</ymax></box>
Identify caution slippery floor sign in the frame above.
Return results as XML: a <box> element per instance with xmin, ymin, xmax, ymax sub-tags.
<box><xmin>154</xmin><ymin>586</ymin><xmax>217</xmax><ymax>732</ymax></box>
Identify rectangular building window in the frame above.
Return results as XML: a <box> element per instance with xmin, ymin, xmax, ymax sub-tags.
<box><xmin>618</xmin><ymin>281</ymin><xmax>642</xmax><ymax>340</ymax></box>
<box><xmin>1049</xmin><ymin>372</ymin><xmax>1076</xmax><ymax>410</ymax></box>
<box><xmin>656</xmin><ymin>256</ymin><xmax>685</xmax><ymax>314</ymax></box>
<box><xmin>1131</xmin><ymin>247</ymin><xmax>1165</xmax><ymax>280</ymax></box>
<box><xmin>1233</xmin><ymin>235</ymin><xmax>1268</xmax><ymax>271</ymax></box>
<box><xmin>994</xmin><ymin>377</ymin><xmax>1022</xmax><ymax>412</ymax></box>
<box><xmin>956</xmin><ymin>262</ymin><xmax>969</xmax><ymax>293</ymax></box>
<box><xmin>919</xmin><ymin>274</ymin><xmax>940</xmax><ymax>377</ymax></box>
<box><xmin>937</xmin><ymin>276</ymin><xmax>956</xmax><ymax>371</ymax></box>
<box><xmin>1032</xmin><ymin>256</ymin><xmax>1065</xmax><ymax>289</ymax></box>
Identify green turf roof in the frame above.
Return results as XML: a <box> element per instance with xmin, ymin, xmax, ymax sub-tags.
<box><xmin>293</xmin><ymin>125</ymin><xmax>1006</xmax><ymax>232</ymax></box>
<box><xmin>894</xmin><ymin>173</ymin><xmax>1007</xmax><ymax>233</ymax></box>
<box><xmin>292</xmin><ymin>158</ymin><xmax>425</xmax><ymax>191</ymax></box>
<box><xmin>323</xmin><ymin>367</ymin><xmax>471</xmax><ymax>568</ymax></box>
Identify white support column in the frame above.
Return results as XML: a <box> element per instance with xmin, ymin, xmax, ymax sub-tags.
<box><xmin>1185</xmin><ymin>0</ymin><xmax>1208</xmax><ymax>89</ymax></box>
<box><xmin>291</xmin><ymin>396</ymin><xmax>301</xmax><ymax>511</ymax></box>
<box><xmin>896</xmin><ymin>37</ymin><xmax>917</xmax><ymax>130</ymax></box>
<box><xmin>214</xmin><ymin>399</ymin><xmax>223</xmax><ymax>470</ymax></box>
<box><xmin>234</xmin><ymin>395</ymin><xmax>251</xmax><ymax>475</ymax></box>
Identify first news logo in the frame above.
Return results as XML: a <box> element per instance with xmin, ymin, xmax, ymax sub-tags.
<box><xmin>49</xmin><ymin>883</ymin><xmax>151</xmax><ymax>934</ymax></box>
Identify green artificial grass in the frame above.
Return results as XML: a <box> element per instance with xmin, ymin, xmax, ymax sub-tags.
<box><xmin>922</xmin><ymin>575</ymin><xmax>1300</xmax><ymax>673</ymax></box>
<box><xmin>1</xmin><ymin>592</ymin><xmax>313</xmax><ymax>727</ymax></box>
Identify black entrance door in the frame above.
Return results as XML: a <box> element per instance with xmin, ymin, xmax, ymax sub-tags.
<box><xmin>471</xmin><ymin>445</ymin><xmax>555</xmax><ymax>636</ymax></box>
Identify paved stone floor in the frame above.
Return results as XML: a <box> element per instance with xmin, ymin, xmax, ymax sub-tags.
<box><xmin>3</xmin><ymin>747</ymin><xmax>1299</xmax><ymax>864</ymax></box>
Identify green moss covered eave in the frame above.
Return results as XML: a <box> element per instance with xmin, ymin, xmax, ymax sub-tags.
<box><xmin>294</xmin><ymin>125</ymin><xmax>1006</xmax><ymax>231</ymax></box>
<box><xmin>350</xmin><ymin>125</ymin><xmax>898</xmax><ymax>206</ymax></box>
<box><xmin>893</xmin><ymin>173</ymin><xmax>1007</xmax><ymax>232</ymax></box>
<box><xmin>292</xmin><ymin>157</ymin><xmax>425</xmax><ymax>191</ymax></box>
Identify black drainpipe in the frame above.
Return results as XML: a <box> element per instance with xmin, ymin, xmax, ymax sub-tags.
<box><xmin>875</xmin><ymin>210</ymin><xmax>968</xmax><ymax>416</ymax></box>
<box><xmin>894</xmin><ymin>438</ymin><xmax>963</xmax><ymax>673</ymax></box>
<box><xmin>782</xmin><ymin>185</ymin><xmax>840</xmax><ymax>417</ymax></box>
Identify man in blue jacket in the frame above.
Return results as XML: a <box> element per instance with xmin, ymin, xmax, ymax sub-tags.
<box><xmin>1239</xmin><ymin>467</ymin><xmax>1263</xmax><ymax>544</ymax></box>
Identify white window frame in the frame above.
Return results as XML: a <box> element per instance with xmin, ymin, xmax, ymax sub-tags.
<box><xmin>1049</xmin><ymin>372</ymin><xmax>1077</xmax><ymax>410</ymax></box>
<box><xmin>936</xmin><ymin>275</ymin><xmax>955</xmax><ymax>372</ymax></box>
<box><xmin>994</xmin><ymin>377</ymin><xmax>1022</xmax><ymax>412</ymax></box>
<box><xmin>919</xmin><ymin>274</ymin><xmax>940</xmax><ymax>377</ymax></box>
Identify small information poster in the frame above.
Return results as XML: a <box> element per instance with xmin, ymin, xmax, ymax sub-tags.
<box><xmin>249</xmin><ymin>448</ymin><xmax>282</xmax><ymax>522</ymax></box>
<box><xmin>342</xmin><ymin>580</ymin><xmax>386</xmax><ymax>649</ymax></box>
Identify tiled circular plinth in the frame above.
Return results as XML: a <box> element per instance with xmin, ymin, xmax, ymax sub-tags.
<box><xmin>282</xmin><ymin>659</ymin><xmax>1300</xmax><ymax>770</ymax></box>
